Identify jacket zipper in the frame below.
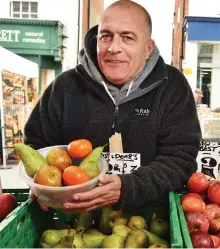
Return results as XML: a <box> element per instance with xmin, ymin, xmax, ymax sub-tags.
<box><xmin>112</xmin><ymin>105</ymin><xmax>119</xmax><ymax>129</ymax></box>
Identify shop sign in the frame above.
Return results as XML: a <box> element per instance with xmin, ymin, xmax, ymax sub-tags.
<box><xmin>102</xmin><ymin>153</ymin><xmax>141</xmax><ymax>174</ymax></box>
<box><xmin>0</xmin><ymin>25</ymin><xmax>51</xmax><ymax>50</ymax></box>
<box><xmin>197</xmin><ymin>141</ymin><xmax>220</xmax><ymax>180</ymax></box>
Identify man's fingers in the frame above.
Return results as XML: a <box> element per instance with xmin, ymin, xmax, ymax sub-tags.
<box><xmin>72</xmin><ymin>185</ymin><xmax>106</xmax><ymax>201</ymax></box>
<box><xmin>37</xmin><ymin>199</ymin><xmax>49</xmax><ymax>211</ymax></box>
<box><xmin>99</xmin><ymin>174</ymin><xmax>116</xmax><ymax>184</ymax></box>
<box><xmin>29</xmin><ymin>193</ymin><xmax>36</xmax><ymax>199</ymax></box>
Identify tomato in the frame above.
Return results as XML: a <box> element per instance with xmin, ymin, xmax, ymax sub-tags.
<box><xmin>67</xmin><ymin>139</ymin><xmax>92</xmax><ymax>159</ymax></box>
<box><xmin>207</xmin><ymin>181</ymin><xmax>220</xmax><ymax>205</ymax></box>
<box><xmin>187</xmin><ymin>172</ymin><xmax>210</xmax><ymax>193</ymax></box>
<box><xmin>63</xmin><ymin>166</ymin><xmax>89</xmax><ymax>186</ymax></box>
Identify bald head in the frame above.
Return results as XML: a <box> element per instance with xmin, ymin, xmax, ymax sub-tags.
<box><xmin>104</xmin><ymin>0</ymin><xmax>152</xmax><ymax>37</ymax></box>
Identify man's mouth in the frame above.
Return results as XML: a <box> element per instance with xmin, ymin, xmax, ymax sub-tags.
<box><xmin>106</xmin><ymin>60</ymin><xmax>124</xmax><ymax>64</ymax></box>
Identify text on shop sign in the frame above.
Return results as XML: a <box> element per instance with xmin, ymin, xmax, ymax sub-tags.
<box><xmin>0</xmin><ymin>29</ymin><xmax>45</xmax><ymax>44</ymax></box>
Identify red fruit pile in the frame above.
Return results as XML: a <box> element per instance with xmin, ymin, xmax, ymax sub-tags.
<box><xmin>182</xmin><ymin>172</ymin><xmax>220</xmax><ymax>248</ymax></box>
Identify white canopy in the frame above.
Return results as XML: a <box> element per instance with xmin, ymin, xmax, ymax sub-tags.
<box><xmin>0</xmin><ymin>46</ymin><xmax>38</xmax><ymax>78</ymax></box>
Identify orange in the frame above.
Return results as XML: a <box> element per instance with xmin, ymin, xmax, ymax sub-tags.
<box><xmin>63</xmin><ymin>166</ymin><xmax>89</xmax><ymax>186</ymax></box>
<box><xmin>67</xmin><ymin>139</ymin><xmax>92</xmax><ymax>159</ymax></box>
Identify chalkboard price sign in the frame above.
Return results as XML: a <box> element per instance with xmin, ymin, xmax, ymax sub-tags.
<box><xmin>197</xmin><ymin>141</ymin><xmax>220</xmax><ymax>180</ymax></box>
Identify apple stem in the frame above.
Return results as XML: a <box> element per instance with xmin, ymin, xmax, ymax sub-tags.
<box><xmin>0</xmin><ymin>176</ymin><xmax>2</xmax><ymax>195</ymax></box>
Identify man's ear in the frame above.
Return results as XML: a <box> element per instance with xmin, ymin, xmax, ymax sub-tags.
<box><xmin>146</xmin><ymin>39</ymin><xmax>155</xmax><ymax>59</ymax></box>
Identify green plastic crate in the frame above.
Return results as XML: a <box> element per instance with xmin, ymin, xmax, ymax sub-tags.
<box><xmin>0</xmin><ymin>191</ymin><xmax>183</xmax><ymax>248</ymax></box>
<box><xmin>3</xmin><ymin>189</ymin><xmax>30</xmax><ymax>204</ymax></box>
<box><xmin>174</xmin><ymin>192</ymin><xmax>193</xmax><ymax>248</ymax></box>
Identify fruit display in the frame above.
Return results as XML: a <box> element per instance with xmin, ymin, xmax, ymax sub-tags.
<box><xmin>14</xmin><ymin>139</ymin><xmax>106</xmax><ymax>187</ymax></box>
<box><xmin>181</xmin><ymin>172</ymin><xmax>220</xmax><ymax>248</ymax></box>
<box><xmin>38</xmin><ymin>208</ymin><xmax>170</xmax><ymax>248</ymax></box>
<box><xmin>0</xmin><ymin>192</ymin><xmax>18</xmax><ymax>222</ymax></box>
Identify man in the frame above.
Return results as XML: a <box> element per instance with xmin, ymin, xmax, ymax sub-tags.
<box><xmin>25</xmin><ymin>1</ymin><xmax>201</xmax><ymax>213</ymax></box>
<box><xmin>194</xmin><ymin>88</ymin><xmax>203</xmax><ymax>105</ymax></box>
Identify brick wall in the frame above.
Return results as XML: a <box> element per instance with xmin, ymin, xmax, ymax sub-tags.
<box><xmin>172</xmin><ymin>0</ymin><xmax>189</xmax><ymax>71</ymax></box>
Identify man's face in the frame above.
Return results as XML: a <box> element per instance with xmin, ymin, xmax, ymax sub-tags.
<box><xmin>97</xmin><ymin>7</ymin><xmax>154</xmax><ymax>85</ymax></box>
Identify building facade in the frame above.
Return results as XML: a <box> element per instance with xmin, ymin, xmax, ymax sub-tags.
<box><xmin>0</xmin><ymin>0</ymin><xmax>104</xmax><ymax>95</ymax></box>
<box><xmin>172</xmin><ymin>0</ymin><xmax>220</xmax><ymax>109</ymax></box>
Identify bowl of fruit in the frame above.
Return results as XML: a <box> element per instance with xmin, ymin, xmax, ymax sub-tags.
<box><xmin>16</xmin><ymin>140</ymin><xmax>108</xmax><ymax>209</ymax></box>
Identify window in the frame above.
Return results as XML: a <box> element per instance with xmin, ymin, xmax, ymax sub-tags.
<box><xmin>11</xmin><ymin>1</ymin><xmax>38</xmax><ymax>19</ymax></box>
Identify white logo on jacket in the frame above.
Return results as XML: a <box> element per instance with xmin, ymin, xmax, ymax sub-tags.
<box><xmin>135</xmin><ymin>108</ymin><xmax>150</xmax><ymax>116</ymax></box>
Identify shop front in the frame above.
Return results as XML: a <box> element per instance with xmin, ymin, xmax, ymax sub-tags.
<box><xmin>183</xmin><ymin>17</ymin><xmax>220</xmax><ymax>110</ymax></box>
<box><xmin>0</xmin><ymin>18</ymin><xmax>65</xmax><ymax>94</ymax></box>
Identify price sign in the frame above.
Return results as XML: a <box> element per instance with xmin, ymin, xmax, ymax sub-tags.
<box><xmin>102</xmin><ymin>153</ymin><xmax>141</xmax><ymax>175</ymax></box>
<box><xmin>197</xmin><ymin>141</ymin><xmax>220</xmax><ymax>180</ymax></box>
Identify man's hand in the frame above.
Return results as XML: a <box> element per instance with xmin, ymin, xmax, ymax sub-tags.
<box><xmin>29</xmin><ymin>192</ymin><xmax>49</xmax><ymax>211</ymax></box>
<box><xmin>62</xmin><ymin>174</ymin><xmax>121</xmax><ymax>213</ymax></box>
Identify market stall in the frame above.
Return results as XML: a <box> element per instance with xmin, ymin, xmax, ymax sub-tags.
<box><xmin>0</xmin><ymin>46</ymin><xmax>38</xmax><ymax>167</ymax></box>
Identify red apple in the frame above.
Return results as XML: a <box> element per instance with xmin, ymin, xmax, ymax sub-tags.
<box><xmin>204</xmin><ymin>204</ymin><xmax>220</xmax><ymax>233</ymax></box>
<box><xmin>181</xmin><ymin>193</ymin><xmax>206</xmax><ymax>213</ymax></box>
<box><xmin>211</xmin><ymin>235</ymin><xmax>220</xmax><ymax>248</ymax></box>
<box><xmin>0</xmin><ymin>193</ymin><xmax>17</xmax><ymax>221</ymax></box>
<box><xmin>34</xmin><ymin>165</ymin><xmax>62</xmax><ymax>187</ymax></box>
<box><xmin>182</xmin><ymin>193</ymin><xmax>202</xmax><ymax>200</ymax></box>
<box><xmin>208</xmin><ymin>181</ymin><xmax>220</xmax><ymax>205</ymax></box>
<box><xmin>185</xmin><ymin>212</ymin><xmax>209</xmax><ymax>234</ymax></box>
<box><xmin>187</xmin><ymin>172</ymin><xmax>210</xmax><ymax>193</ymax></box>
<box><xmin>190</xmin><ymin>231</ymin><xmax>214</xmax><ymax>248</ymax></box>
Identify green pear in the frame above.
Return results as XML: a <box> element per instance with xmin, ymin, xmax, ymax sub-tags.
<box><xmin>79</xmin><ymin>144</ymin><xmax>107</xmax><ymax>179</ymax></box>
<box><xmin>124</xmin><ymin>229</ymin><xmax>149</xmax><ymax>248</ymax></box>
<box><xmin>58</xmin><ymin>228</ymin><xmax>76</xmax><ymax>237</ymax></box>
<box><xmin>53</xmin><ymin>243</ymin><xmax>63</xmax><ymax>248</ymax></box>
<box><xmin>40</xmin><ymin>229</ymin><xmax>62</xmax><ymax>247</ymax></box>
<box><xmin>127</xmin><ymin>216</ymin><xmax>147</xmax><ymax>230</ymax></box>
<box><xmin>86</xmin><ymin>228</ymin><xmax>104</xmax><ymax>235</ymax></box>
<box><xmin>112</xmin><ymin>225</ymin><xmax>132</xmax><ymax>240</ymax></box>
<box><xmin>143</xmin><ymin>230</ymin><xmax>170</xmax><ymax>247</ymax></box>
<box><xmin>40</xmin><ymin>242</ymin><xmax>51</xmax><ymax>248</ymax></box>
<box><xmin>148</xmin><ymin>243</ymin><xmax>169</xmax><ymax>248</ymax></box>
<box><xmin>101</xmin><ymin>234</ymin><xmax>124</xmax><ymax>248</ymax></box>
<box><xmin>60</xmin><ymin>229</ymin><xmax>75</xmax><ymax>248</ymax></box>
<box><xmin>108</xmin><ymin>210</ymin><xmax>124</xmax><ymax>227</ymax></box>
<box><xmin>83</xmin><ymin>232</ymin><xmax>106</xmax><ymax>248</ymax></box>
<box><xmin>72</xmin><ymin>232</ymin><xmax>87</xmax><ymax>248</ymax></box>
<box><xmin>99</xmin><ymin>206</ymin><xmax>114</xmax><ymax>234</ymax></box>
<box><xmin>14</xmin><ymin>143</ymin><xmax>48</xmax><ymax>177</ymax></box>
<box><xmin>149</xmin><ymin>217</ymin><xmax>169</xmax><ymax>239</ymax></box>
<box><xmin>73</xmin><ymin>212</ymin><xmax>93</xmax><ymax>232</ymax></box>
<box><xmin>113</xmin><ymin>217</ymin><xmax>128</xmax><ymax>226</ymax></box>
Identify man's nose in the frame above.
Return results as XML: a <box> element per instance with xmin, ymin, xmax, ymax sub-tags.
<box><xmin>108</xmin><ymin>36</ymin><xmax>122</xmax><ymax>53</ymax></box>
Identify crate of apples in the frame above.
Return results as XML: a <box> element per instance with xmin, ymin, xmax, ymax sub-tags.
<box><xmin>181</xmin><ymin>172</ymin><xmax>220</xmax><ymax>248</ymax></box>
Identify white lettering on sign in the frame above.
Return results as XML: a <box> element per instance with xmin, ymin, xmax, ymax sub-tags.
<box><xmin>23</xmin><ymin>38</ymin><xmax>45</xmax><ymax>44</ymax></box>
<box><xmin>0</xmin><ymin>29</ymin><xmax>46</xmax><ymax>44</ymax></box>
<box><xmin>102</xmin><ymin>153</ymin><xmax>141</xmax><ymax>175</ymax></box>
<box><xmin>0</xmin><ymin>30</ymin><xmax>20</xmax><ymax>42</ymax></box>
<box><xmin>25</xmin><ymin>31</ymin><xmax>43</xmax><ymax>37</ymax></box>
<box><xmin>197</xmin><ymin>141</ymin><xmax>220</xmax><ymax>180</ymax></box>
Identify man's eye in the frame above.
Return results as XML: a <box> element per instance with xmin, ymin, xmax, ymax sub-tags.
<box><xmin>123</xmin><ymin>36</ymin><xmax>133</xmax><ymax>41</ymax></box>
<box><xmin>100</xmin><ymin>34</ymin><xmax>112</xmax><ymax>41</ymax></box>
